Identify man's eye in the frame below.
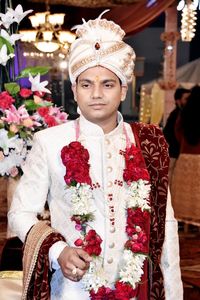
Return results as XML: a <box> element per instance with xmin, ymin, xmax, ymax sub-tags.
<box><xmin>81</xmin><ymin>84</ymin><xmax>90</xmax><ymax>88</ymax></box>
<box><xmin>104</xmin><ymin>84</ymin><xmax>113</xmax><ymax>88</ymax></box>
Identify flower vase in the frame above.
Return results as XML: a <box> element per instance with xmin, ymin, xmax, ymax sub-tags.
<box><xmin>7</xmin><ymin>177</ymin><xmax>19</xmax><ymax>238</ymax></box>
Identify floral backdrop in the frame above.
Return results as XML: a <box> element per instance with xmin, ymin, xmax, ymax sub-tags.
<box><xmin>0</xmin><ymin>4</ymin><xmax>68</xmax><ymax>178</ymax></box>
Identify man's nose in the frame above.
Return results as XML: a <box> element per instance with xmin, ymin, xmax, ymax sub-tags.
<box><xmin>91</xmin><ymin>84</ymin><xmax>102</xmax><ymax>98</ymax></box>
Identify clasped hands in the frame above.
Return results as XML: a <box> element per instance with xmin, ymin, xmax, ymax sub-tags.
<box><xmin>58</xmin><ymin>246</ymin><xmax>92</xmax><ymax>282</ymax></box>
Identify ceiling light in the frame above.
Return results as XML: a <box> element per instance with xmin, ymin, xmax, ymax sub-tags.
<box><xmin>180</xmin><ymin>1</ymin><xmax>197</xmax><ymax>41</ymax></box>
<box><xmin>20</xmin><ymin>8</ymin><xmax>76</xmax><ymax>53</ymax></box>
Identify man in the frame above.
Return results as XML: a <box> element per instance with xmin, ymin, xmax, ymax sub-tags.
<box><xmin>8</xmin><ymin>13</ymin><xmax>183</xmax><ymax>300</ymax></box>
<box><xmin>163</xmin><ymin>88</ymin><xmax>190</xmax><ymax>188</ymax></box>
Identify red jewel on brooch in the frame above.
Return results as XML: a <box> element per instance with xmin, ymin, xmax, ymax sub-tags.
<box><xmin>95</xmin><ymin>42</ymin><xmax>100</xmax><ymax>50</ymax></box>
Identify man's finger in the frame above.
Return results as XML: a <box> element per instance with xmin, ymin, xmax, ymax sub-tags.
<box><xmin>76</xmin><ymin>248</ymin><xmax>92</xmax><ymax>262</ymax></box>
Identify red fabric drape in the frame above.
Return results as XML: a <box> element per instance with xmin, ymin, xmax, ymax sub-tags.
<box><xmin>107</xmin><ymin>0</ymin><xmax>176</xmax><ymax>35</ymax></box>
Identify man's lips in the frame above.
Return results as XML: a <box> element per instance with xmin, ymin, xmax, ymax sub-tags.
<box><xmin>89</xmin><ymin>103</ymin><xmax>106</xmax><ymax>108</ymax></box>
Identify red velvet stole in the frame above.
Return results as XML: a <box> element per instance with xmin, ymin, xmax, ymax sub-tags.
<box><xmin>131</xmin><ymin>122</ymin><xmax>169</xmax><ymax>300</ymax></box>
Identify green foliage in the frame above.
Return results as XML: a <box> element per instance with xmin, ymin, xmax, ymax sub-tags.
<box><xmin>24</xmin><ymin>99</ymin><xmax>52</xmax><ymax>111</ymax></box>
<box><xmin>16</xmin><ymin>66</ymin><xmax>51</xmax><ymax>79</ymax></box>
<box><xmin>4</xmin><ymin>82</ymin><xmax>20</xmax><ymax>95</ymax></box>
<box><xmin>0</xmin><ymin>37</ymin><xmax>14</xmax><ymax>54</ymax></box>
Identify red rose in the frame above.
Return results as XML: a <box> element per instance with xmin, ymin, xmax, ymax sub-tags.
<box><xmin>123</xmin><ymin>145</ymin><xmax>150</xmax><ymax>183</ymax></box>
<box><xmin>74</xmin><ymin>238</ymin><xmax>83</xmax><ymax>247</ymax></box>
<box><xmin>61</xmin><ymin>142</ymin><xmax>91</xmax><ymax>185</ymax></box>
<box><xmin>19</xmin><ymin>88</ymin><xmax>32</xmax><ymax>98</ymax></box>
<box><xmin>63</xmin><ymin>160</ymin><xmax>91</xmax><ymax>185</ymax></box>
<box><xmin>125</xmin><ymin>228</ymin><xmax>148</xmax><ymax>254</ymax></box>
<box><xmin>127</xmin><ymin>208</ymin><xmax>149</xmax><ymax>229</ymax></box>
<box><xmin>69</xmin><ymin>142</ymin><xmax>90</xmax><ymax>162</ymax></box>
<box><xmin>37</xmin><ymin>107</ymin><xmax>49</xmax><ymax>117</ymax></box>
<box><xmin>115</xmin><ymin>281</ymin><xmax>137</xmax><ymax>300</ymax></box>
<box><xmin>44</xmin><ymin>115</ymin><xmax>58</xmax><ymax>127</ymax></box>
<box><xmin>83</xmin><ymin>229</ymin><xmax>102</xmax><ymax>256</ymax></box>
<box><xmin>90</xmin><ymin>286</ymin><xmax>115</xmax><ymax>300</ymax></box>
<box><xmin>124</xmin><ymin>145</ymin><xmax>145</xmax><ymax>168</ymax></box>
<box><xmin>0</xmin><ymin>91</ymin><xmax>15</xmax><ymax>110</ymax></box>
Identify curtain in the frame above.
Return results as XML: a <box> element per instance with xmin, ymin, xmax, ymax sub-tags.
<box><xmin>107</xmin><ymin>0</ymin><xmax>176</xmax><ymax>35</ymax></box>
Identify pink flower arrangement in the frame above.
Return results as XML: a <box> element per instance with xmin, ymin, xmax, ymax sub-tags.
<box><xmin>0</xmin><ymin>81</ymin><xmax>68</xmax><ymax>178</ymax></box>
<box><xmin>0</xmin><ymin>5</ymin><xmax>68</xmax><ymax>177</ymax></box>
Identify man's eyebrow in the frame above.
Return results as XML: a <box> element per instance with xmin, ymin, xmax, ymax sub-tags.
<box><xmin>78</xmin><ymin>79</ymin><xmax>93</xmax><ymax>83</ymax></box>
<box><xmin>78</xmin><ymin>79</ymin><xmax>117</xmax><ymax>83</ymax></box>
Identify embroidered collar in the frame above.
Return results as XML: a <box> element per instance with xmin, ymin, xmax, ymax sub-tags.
<box><xmin>78</xmin><ymin>111</ymin><xmax>124</xmax><ymax>137</ymax></box>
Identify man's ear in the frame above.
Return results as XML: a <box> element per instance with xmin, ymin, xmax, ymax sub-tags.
<box><xmin>121</xmin><ymin>85</ymin><xmax>128</xmax><ymax>102</ymax></box>
<box><xmin>71</xmin><ymin>84</ymin><xmax>77</xmax><ymax>102</ymax></box>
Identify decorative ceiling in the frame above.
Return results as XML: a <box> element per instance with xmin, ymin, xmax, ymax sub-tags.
<box><xmin>28</xmin><ymin>0</ymin><xmax>142</xmax><ymax>8</ymax></box>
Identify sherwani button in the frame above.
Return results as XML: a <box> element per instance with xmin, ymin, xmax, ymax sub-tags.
<box><xmin>105</xmin><ymin>138</ymin><xmax>110</xmax><ymax>145</ymax></box>
<box><xmin>107</xmin><ymin>166</ymin><xmax>113</xmax><ymax>173</ymax></box>
<box><xmin>107</xmin><ymin>181</ymin><xmax>113</xmax><ymax>187</ymax></box>
<box><xmin>110</xmin><ymin>226</ymin><xmax>115</xmax><ymax>233</ymax></box>
<box><xmin>109</xmin><ymin>242</ymin><xmax>115</xmax><ymax>248</ymax></box>
<box><xmin>107</xmin><ymin>257</ymin><xmax>113</xmax><ymax>264</ymax></box>
<box><xmin>107</xmin><ymin>152</ymin><xmax>112</xmax><ymax>159</ymax></box>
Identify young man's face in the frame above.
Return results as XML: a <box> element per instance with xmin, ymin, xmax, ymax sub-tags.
<box><xmin>72</xmin><ymin>66</ymin><xmax>127</xmax><ymax>130</ymax></box>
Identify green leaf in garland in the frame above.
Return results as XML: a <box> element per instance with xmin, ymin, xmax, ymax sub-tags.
<box><xmin>24</xmin><ymin>99</ymin><xmax>39</xmax><ymax>111</ymax></box>
<box><xmin>24</xmin><ymin>99</ymin><xmax>52</xmax><ymax>111</ymax></box>
<box><xmin>7</xmin><ymin>131</ymin><xmax>16</xmax><ymax>138</ymax></box>
<box><xmin>16</xmin><ymin>66</ymin><xmax>51</xmax><ymax>79</ymax></box>
<box><xmin>19</xmin><ymin>130</ymin><xmax>28</xmax><ymax>139</ymax></box>
<box><xmin>4</xmin><ymin>82</ymin><xmax>20</xmax><ymax>95</ymax></box>
<box><xmin>0</xmin><ymin>37</ymin><xmax>14</xmax><ymax>54</ymax></box>
<box><xmin>38</xmin><ymin>100</ymin><xmax>52</xmax><ymax>107</ymax></box>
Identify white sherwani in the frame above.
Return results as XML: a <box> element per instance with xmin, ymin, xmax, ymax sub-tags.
<box><xmin>8</xmin><ymin>113</ymin><xmax>183</xmax><ymax>300</ymax></box>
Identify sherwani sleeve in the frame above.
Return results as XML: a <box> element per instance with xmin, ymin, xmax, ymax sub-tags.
<box><xmin>160</xmin><ymin>188</ymin><xmax>183</xmax><ymax>300</ymax></box>
<box><xmin>8</xmin><ymin>132</ymin><xmax>50</xmax><ymax>242</ymax></box>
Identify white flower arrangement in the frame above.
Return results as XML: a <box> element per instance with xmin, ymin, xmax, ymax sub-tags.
<box><xmin>119</xmin><ymin>250</ymin><xmax>146</xmax><ymax>288</ymax></box>
<box><xmin>126</xmin><ymin>179</ymin><xmax>151</xmax><ymax>211</ymax></box>
<box><xmin>82</xmin><ymin>258</ymin><xmax>108</xmax><ymax>293</ymax></box>
<box><xmin>70</xmin><ymin>183</ymin><xmax>95</xmax><ymax>216</ymax></box>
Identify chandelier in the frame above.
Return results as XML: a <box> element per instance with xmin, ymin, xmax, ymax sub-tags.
<box><xmin>20</xmin><ymin>9</ymin><xmax>76</xmax><ymax>53</ymax></box>
<box><xmin>177</xmin><ymin>0</ymin><xmax>197</xmax><ymax>41</ymax></box>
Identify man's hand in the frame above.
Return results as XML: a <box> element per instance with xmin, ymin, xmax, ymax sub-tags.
<box><xmin>57</xmin><ymin>246</ymin><xmax>92</xmax><ymax>282</ymax></box>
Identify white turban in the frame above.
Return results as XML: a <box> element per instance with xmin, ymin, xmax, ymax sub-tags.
<box><xmin>68</xmin><ymin>11</ymin><xmax>136</xmax><ymax>85</ymax></box>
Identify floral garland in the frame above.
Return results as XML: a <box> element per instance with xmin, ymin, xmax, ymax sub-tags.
<box><xmin>61</xmin><ymin>140</ymin><xmax>151</xmax><ymax>299</ymax></box>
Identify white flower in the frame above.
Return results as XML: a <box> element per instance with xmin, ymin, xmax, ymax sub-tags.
<box><xmin>0</xmin><ymin>128</ymin><xmax>19</xmax><ymax>155</ymax></box>
<box><xmin>0</xmin><ymin>130</ymin><xmax>28</xmax><ymax>176</ymax></box>
<box><xmin>0</xmin><ymin>11</ymin><xmax>14</xmax><ymax>29</ymax></box>
<box><xmin>0</xmin><ymin>29</ymin><xmax>22</xmax><ymax>45</ymax></box>
<box><xmin>119</xmin><ymin>250</ymin><xmax>146</xmax><ymax>288</ymax></box>
<box><xmin>7</xmin><ymin>4</ymin><xmax>33</xmax><ymax>24</ymax></box>
<box><xmin>29</xmin><ymin>73</ymin><xmax>51</xmax><ymax>94</ymax></box>
<box><xmin>0</xmin><ymin>44</ymin><xmax>14</xmax><ymax>66</ymax></box>
<box><xmin>82</xmin><ymin>258</ymin><xmax>108</xmax><ymax>292</ymax></box>
<box><xmin>0</xmin><ymin>147</ymin><xmax>27</xmax><ymax>176</ymax></box>
<box><xmin>126</xmin><ymin>179</ymin><xmax>151</xmax><ymax>211</ymax></box>
<box><xmin>70</xmin><ymin>183</ymin><xmax>94</xmax><ymax>216</ymax></box>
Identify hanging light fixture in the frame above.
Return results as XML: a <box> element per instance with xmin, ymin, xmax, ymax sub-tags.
<box><xmin>177</xmin><ymin>1</ymin><xmax>198</xmax><ymax>42</ymax></box>
<box><xmin>180</xmin><ymin>1</ymin><xmax>197</xmax><ymax>41</ymax></box>
<box><xmin>177</xmin><ymin>0</ymin><xmax>200</xmax><ymax>11</ymax></box>
<box><xmin>20</xmin><ymin>4</ymin><xmax>76</xmax><ymax>53</ymax></box>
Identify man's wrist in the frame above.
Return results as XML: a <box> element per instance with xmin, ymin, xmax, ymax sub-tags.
<box><xmin>49</xmin><ymin>240</ymin><xmax>69</xmax><ymax>270</ymax></box>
